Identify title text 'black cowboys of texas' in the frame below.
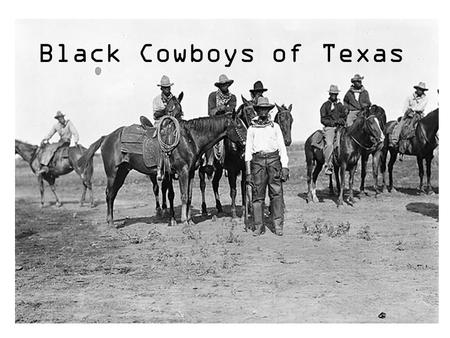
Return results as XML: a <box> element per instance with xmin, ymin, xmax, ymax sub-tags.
<box><xmin>39</xmin><ymin>43</ymin><xmax>254</xmax><ymax>67</ymax></box>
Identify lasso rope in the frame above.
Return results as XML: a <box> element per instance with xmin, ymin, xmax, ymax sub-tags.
<box><xmin>157</xmin><ymin>115</ymin><xmax>181</xmax><ymax>175</ymax></box>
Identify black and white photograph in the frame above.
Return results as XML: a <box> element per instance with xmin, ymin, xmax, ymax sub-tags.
<box><xmin>8</xmin><ymin>1</ymin><xmax>446</xmax><ymax>329</ymax></box>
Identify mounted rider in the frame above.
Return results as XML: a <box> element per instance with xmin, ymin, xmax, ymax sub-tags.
<box><xmin>390</xmin><ymin>82</ymin><xmax>429</xmax><ymax>153</ymax></box>
<box><xmin>37</xmin><ymin>111</ymin><xmax>79</xmax><ymax>175</ymax></box>
<box><xmin>245</xmin><ymin>97</ymin><xmax>289</xmax><ymax>236</ymax></box>
<box><xmin>204</xmin><ymin>74</ymin><xmax>237</xmax><ymax>174</ymax></box>
<box><xmin>320</xmin><ymin>85</ymin><xmax>347</xmax><ymax>175</ymax></box>
<box><xmin>343</xmin><ymin>74</ymin><xmax>371</xmax><ymax>126</ymax></box>
<box><xmin>153</xmin><ymin>75</ymin><xmax>180</xmax><ymax>180</ymax></box>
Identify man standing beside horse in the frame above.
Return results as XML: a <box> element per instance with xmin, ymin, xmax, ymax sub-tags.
<box><xmin>390</xmin><ymin>82</ymin><xmax>429</xmax><ymax>153</ymax></box>
<box><xmin>245</xmin><ymin>97</ymin><xmax>289</xmax><ymax>236</ymax></box>
<box><xmin>343</xmin><ymin>74</ymin><xmax>372</xmax><ymax>126</ymax></box>
<box><xmin>320</xmin><ymin>85</ymin><xmax>347</xmax><ymax>175</ymax></box>
<box><xmin>37</xmin><ymin>111</ymin><xmax>79</xmax><ymax>175</ymax></box>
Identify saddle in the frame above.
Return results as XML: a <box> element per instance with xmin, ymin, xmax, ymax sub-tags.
<box><xmin>310</xmin><ymin>128</ymin><xmax>342</xmax><ymax>152</ymax></box>
<box><xmin>120</xmin><ymin>124</ymin><xmax>161</xmax><ymax>167</ymax></box>
<box><xmin>37</xmin><ymin>143</ymin><xmax>70</xmax><ymax>166</ymax></box>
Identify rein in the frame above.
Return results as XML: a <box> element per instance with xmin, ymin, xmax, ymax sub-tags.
<box><xmin>349</xmin><ymin>115</ymin><xmax>380</xmax><ymax>151</ymax></box>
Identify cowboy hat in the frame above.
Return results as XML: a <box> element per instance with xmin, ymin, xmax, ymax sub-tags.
<box><xmin>54</xmin><ymin>111</ymin><xmax>65</xmax><ymax>119</ymax></box>
<box><xmin>351</xmin><ymin>74</ymin><xmax>364</xmax><ymax>82</ymax></box>
<box><xmin>157</xmin><ymin>75</ymin><xmax>174</xmax><ymax>87</ymax></box>
<box><xmin>214</xmin><ymin>74</ymin><xmax>234</xmax><ymax>87</ymax></box>
<box><xmin>414</xmin><ymin>82</ymin><xmax>428</xmax><ymax>91</ymax></box>
<box><xmin>254</xmin><ymin>97</ymin><xmax>275</xmax><ymax>111</ymax></box>
<box><xmin>250</xmin><ymin>80</ymin><xmax>268</xmax><ymax>93</ymax></box>
<box><xmin>328</xmin><ymin>84</ymin><xmax>340</xmax><ymax>94</ymax></box>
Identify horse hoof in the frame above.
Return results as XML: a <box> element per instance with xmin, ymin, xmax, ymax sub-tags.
<box><xmin>168</xmin><ymin>218</ymin><xmax>177</xmax><ymax>227</ymax></box>
<box><xmin>162</xmin><ymin>208</ymin><xmax>168</xmax><ymax>217</ymax></box>
<box><xmin>427</xmin><ymin>190</ymin><xmax>435</xmax><ymax>196</ymax></box>
<box><xmin>312</xmin><ymin>196</ymin><xmax>319</xmax><ymax>203</ymax></box>
<box><xmin>55</xmin><ymin>202</ymin><xmax>62</xmax><ymax>208</ymax></box>
<box><xmin>156</xmin><ymin>207</ymin><xmax>162</xmax><ymax>217</ymax></box>
<box><xmin>201</xmin><ymin>203</ymin><xmax>208</xmax><ymax>216</ymax></box>
<box><xmin>79</xmin><ymin>202</ymin><xmax>84</xmax><ymax>207</ymax></box>
<box><xmin>212</xmin><ymin>215</ymin><xmax>217</xmax><ymax>222</ymax></box>
<box><xmin>90</xmin><ymin>203</ymin><xmax>96</xmax><ymax>208</ymax></box>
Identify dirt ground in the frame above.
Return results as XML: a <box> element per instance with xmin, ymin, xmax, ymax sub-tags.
<box><xmin>15</xmin><ymin>143</ymin><xmax>439</xmax><ymax>323</ymax></box>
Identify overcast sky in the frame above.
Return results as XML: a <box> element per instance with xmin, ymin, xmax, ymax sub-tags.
<box><xmin>16</xmin><ymin>20</ymin><xmax>438</xmax><ymax>145</ymax></box>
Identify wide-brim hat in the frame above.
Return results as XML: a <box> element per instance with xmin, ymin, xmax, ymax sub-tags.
<box><xmin>351</xmin><ymin>74</ymin><xmax>364</xmax><ymax>83</ymax></box>
<box><xmin>214</xmin><ymin>74</ymin><xmax>234</xmax><ymax>87</ymax></box>
<box><xmin>254</xmin><ymin>97</ymin><xmax>275</xmax><ymax>111</ymax></box>
<box><xmin>414</xmin><ymin>82</ymin><xmax>428</xmax><ymax>91</ymax></box>
<box><xmin>328</xmin><ymin>84</ymin><xmax>340</xmax><ymax>94</ymax></box>
<box><xmin>250</xmin><ymin>80</ymin><xmax>268</xmax><ymax>93</ymax></box>
<box><xmin>54</xmin><ymin>111</ymin><xmax>65</xmax><ymax>119</ymax></box>
<box><xmin>157</xmin><ymin>75</ymin><xmax>174</xmax><ymax>87</ymax></box>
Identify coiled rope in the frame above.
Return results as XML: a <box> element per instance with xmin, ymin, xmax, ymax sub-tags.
<box><xmin>157</xmin><ymin>115</ymin><xmax>181</xmax><ymax>154</ymax></box>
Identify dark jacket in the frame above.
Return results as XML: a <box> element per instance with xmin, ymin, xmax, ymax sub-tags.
<box><xmin>343</xmin><ymin>87</ymin><xmax>371</xmax><ymax>111</ymax></box>
<box><xmin>320</xmin><ymin>100</ymin><xmax>347</xmax><ymax>127</ymax></box>
<box><xmin>208</xmin><ymin>91</ymin><xmax>237</xmax><ymax>116</ymax></box>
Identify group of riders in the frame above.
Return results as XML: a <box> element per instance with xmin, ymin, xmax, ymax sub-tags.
<box><xmin>35</xmin><ymin>73</ymin><xmax>432</xmax><ymax>236</ymax></box>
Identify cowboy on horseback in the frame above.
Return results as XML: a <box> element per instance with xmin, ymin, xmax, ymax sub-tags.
<box><xmin>249</xmin><ymin>80</ymin><xmax>268</xmax><ymax>105</ymax></box>
<box><xmin>37</xmin><ymin>111</ymin><xmax>79</xmax><ymax>175</ymax></box>
<box><xmin>320</xmin><ymin>85</ymin><xmax>347</xmax><ymax>175</ymax></box>
<box><xmin>245</xmin><ymin>97</ymin><xmax>289</xmax><ymax>236</ymax></box>
<box><xmin>204</xmin><ymin>74</ymin><xmax>237</xmax><ymax>174</ymax></box>
<box><xmin>390</xmin><ymin>82</ymin><xmax>429</xmax><ymax>153</ymax></box>
<box><xmin>343</xmin><ymin>74</ymin><xmax>372</xmax><ymax>126</ymax></box>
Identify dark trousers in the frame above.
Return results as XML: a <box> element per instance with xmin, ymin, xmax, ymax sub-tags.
<box><xmin>251</xmin><ymin>151</ymin><xmax>284</xmax><ymax>226</ymax></box>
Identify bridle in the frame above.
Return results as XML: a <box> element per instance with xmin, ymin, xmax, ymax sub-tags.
<box><xmin>229</xmin><ymin>117</ymin><xmax>247</xmax><ymax>146</ymax></box>
<box><xmin>350</xmin><ymin>115</ymin><xmax>383</xmax><ymax>151</ymax></box>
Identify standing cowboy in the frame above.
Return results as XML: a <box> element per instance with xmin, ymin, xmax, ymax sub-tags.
<box><xmin>320</xmin><ymin>85</ymin><xmax>347</xmax><ymax>175</ymax></box>
<box><xmin>245</xmin><ymin>97</ymin><xmax>289</xmax><ymax>236</ymax></box>
<box><xmin>37</xmin><ymin>111</ymin><xmax>79</xmax><ymax>175</ymax></box>
<box><xmin>390</xmin><ymin>82</ymin><xmax>429</xmax><ymax>150</ymax></box>
<box><xmin>343</xmin><ymin>74</ymin><xmax>371</xmax><ymax>126</ymax></box>
<box><xmin>204</xmin><ymin>74</ymin><xmax>237</xmax><ymax>173</ymax></box>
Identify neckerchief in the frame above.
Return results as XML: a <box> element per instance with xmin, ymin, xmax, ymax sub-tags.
<box><xmin>161</xmin><ymin>92</ymin><xmax>173</xmax><ymax>105</ymax></box>
<box><xmin>350</xmin><ymin>85</ymin><xmax>365</xmax><ymax>94</ymax></box>
<box><xmin>216</xmin><ymin>89</ymin><xmax>232</xmax><ymax>107</ymax></box>
<box><xmin>252</xmin><ymin>117</ymin><xmax>274</xmax><ymax>128</ymax></box>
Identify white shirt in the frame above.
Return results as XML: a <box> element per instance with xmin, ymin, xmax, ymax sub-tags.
<box><xmin>45</xmin><ymin>120</ymin><xmax>79</xmax><ymax>143</ymax></box>
<box><xmin>354</xmin><ymin>92</ymin><xmax>360</xmax><ymax>102</ymax></box>
<box><xmin>244</xmin><ymin>122</ymin><xmax>289</xmax><ymax>167</ymax></box>
<box><xmin>152</xmin><ymin>94</ymin><xmax>167</xmax><ymax>114</ymax></box>
<box><xmin>403</xmin><ymin>93</ymin><xmax>428</xmax><ymax>114</ymax></box>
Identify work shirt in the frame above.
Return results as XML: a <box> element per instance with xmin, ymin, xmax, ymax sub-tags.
<box><xmin>343</xmin><ymin>86</ymin><xmax>371</xmax><ymax>111</ymax></box>
<box><xmin>45</xmin><ymin>120</ymin><xmax>79</xmax><ymax>143</ymax></box>
<box><xmin>403</xmin><ymin>93</ymin><xmax>428</xmax><ymax>114</ymax></box>
<box><xmin>320</xmin><ymin>99</ymin><xmax>347</xmax><ymax>127</ymax></box>
<box><xmin>153</xmin><ymin>93</ymin><xmax>173</xmax><ymax>119</ymax></box>
<box><xmin>208</xmin><ymin>91</ymin><xmax>237</xmax><ymax>116</ymax></box>
<box><xmin>245</xmin><ymin>121</ymin><xmax>288</xmax><ymax>167</ymax></box>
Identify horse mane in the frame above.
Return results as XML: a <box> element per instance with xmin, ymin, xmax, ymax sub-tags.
<box><xmin>346</xmin><ymin>116</ymin><xmax>365</xmax><ymax>135</ymax></box>
<box><xmin>181</xmin><ymin>115</ymin><xmax>228</xmax><ymax>134</ymax></box>
<box><xmin>15</xmin><ymin>139</ymin><xmax>38</xmax><ymax>151</ymax></box>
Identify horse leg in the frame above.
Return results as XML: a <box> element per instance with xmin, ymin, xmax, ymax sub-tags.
<box><xmin>360</xmin><ymin>152</ymin><xmax>368</xmax><ymax>195</ymax></box>
<box><xmin>212</xmin><ymin>166</ymin><xmax>223</xmax><ymax>214</ymax></box>
<box><xmin>187</xmin><ymin>171</ymin><xmax>195</xmax><ymax>224</ymax></box>
<box><xmin>47</xmin><ymin>177</ymin><xmax>61</xmax><ymax>207</ymax></box>
<box><xmin>228</xmin><ymin>171</ymin><xmax>238</xmax><ymax>219</ymax></box>
<box><xmin>372</xmin><ymin>151</ymin><xmax>382</xmax><ymax>195</ymax></box>
<box><xmin>328</xmin><ymin>174</ymin><xmax>334</xmax><ymax>196</ymax></box>
<box><xmin>425</xmin><ymin>155</ymin><xmax>434</xmax><ymax>194</ymax></box>
<box><xmin>388</xmin><ymin>149</ymin><xmax>398</xmax><ymax>192</ymax></box>
<box><xmin>150</xmin><ymin>174</ymin><xmax>162</xmax><ymax>217</ymax></box>
<box><xmin>417</xmin><ymin>156</ymin><xmax>425</xmax><ymax>193</ymax></box>
<box><xmin>379</xmin><ymin>147</ymin><xmax>387</xmax><ymax>192</ymax></box>
<box><xmin>334</xmin><ymin>165</ymin><xmax>340</xmax><ymax>195</ymax></box>
<box><xmin>37</xmin><ymin>175</ymin><xmax>45</xmax><ymax>208</ymax></box>
<box><xmin>337</xmin><ymin>164</ymin><xmax>346</xmax><ymax>207</ymax></box>
<box><xmin>161</xmin><ymin>175</ymin><xmax>168</xmax><ymax>216</ymax></box>
<box><xmin>178</xmin><ymin>169</ymin><xmax>189</xmax><ymax>225</ymax></box>
<box><xmin>348</xmin><ymin>167</ymin><xmax>356</xmax><ymax>205</ymax></box>
<box><xmin>167</xmin><ymin>177</ymin><xmax>176</xmax><ymax>226</ymax></box>
<box><xmin>311</xmin><ymin>162</ymin><xmax>323</xmax><ymax>203</ymax></box>
<box><xmin>306</xmin><ymin>162</ymin><xmax>314</xmax><ymax>203</ymax></box>
<box><xmin>79</xmin><ymin>182</ymin><xmax>87</xmax><ymax>207</ymax></box>
<box><xmin>199</xmin><ymin>169</ymin><xmax>208</xmax><ymax>216</ymax></box>
<box><xmin>105</xmin><ymin>164</ymin><xmax>130</xmax><ymax>226</ymax></box>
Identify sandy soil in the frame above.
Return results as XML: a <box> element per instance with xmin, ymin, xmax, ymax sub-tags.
<box><xmin>15</xmin><ymin>143</ymin><xmax>439</xmax><ymax>322</ymax></box>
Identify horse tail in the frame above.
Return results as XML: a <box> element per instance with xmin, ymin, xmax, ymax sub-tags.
<box><xmin>304</xmin><ymin>135</ymin><xmax>315</xmax><ymax>167</ymax></box>
<box><xmin>77</xmin><ymin>136</ymin><xmax>106</xmax><ymax>170</ymax></box>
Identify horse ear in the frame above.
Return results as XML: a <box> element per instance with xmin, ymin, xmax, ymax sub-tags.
<box><xmin>275</xmin><ymin>103</ymin><xmax>281</xmax><ymax>111</ymax></box>
<box><xmin>288</xmin><ymin>104</ymin><xmax>292</xmax><ymax>112</ymax></box>
<box><xmin>178</xmin><ymin>92</ymin><xmax>184</xmax><ymax>102</ymax></box>
<box><xmin>241</xmin><ymin>95</ymin><xmax>250</xmax><ymax>105</ymax></box>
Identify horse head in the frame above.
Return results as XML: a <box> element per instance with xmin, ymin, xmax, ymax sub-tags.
<box><xmin>368</xmin><ymin>104</ymin><xmax>387</xmax><ymax>131</ymax></box>
<box><xmin>165</xmin><ymin>92</ymin><xmax>184</xmax><ymax>118</ymax></box>
<box><xmin>226</xmin><ymin>110</ymin><xmax>247</xmax><ymax>148</ymax></box>
<box><xmin>364</xmin><ymin>114</ymin><xmax>385</xmax><ymax>145</ymax></box>
<box><xmin>238</xmin><ymin>95</ymin><xmax>257</xmax><ymax>127</ymax></box>
<box><xmin>274</xmin><ymin>103</ymin><xmax>293</xmax><ymax>146</ymax></box>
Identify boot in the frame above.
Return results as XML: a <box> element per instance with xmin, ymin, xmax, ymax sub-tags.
<box><xmin>37</xmin><ymin>165</ymin><xmax>49</xmax><ymax>175</ymax></box>
<box><xmin>253</xmin><ymin>222</ymin><xmax>265</xmax><ymax>236</ymax></box>
<box><xmin>273</xmin><ymin>218</ymin><xmax>284</xmax><ymax>236</ymax></box>
<box><xmin>252</xmin><ymin>201</ymin><xmax>265</xmax><ymax>236</ymax></box>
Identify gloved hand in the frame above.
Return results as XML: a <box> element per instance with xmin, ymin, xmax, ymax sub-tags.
<box><xmin>281</xmin><ymin>168</ymin><xmax>290</xmax><ymax>182</ymax></box>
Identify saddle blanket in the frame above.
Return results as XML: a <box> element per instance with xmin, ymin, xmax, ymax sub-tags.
<box><xmin>310</xmin><ymin>128</ymin><xmax>342</xmax><ymax>153</ymax></box>
<box><xmin>120</xmin><ymin>124</ymin><xmax>161</xmax><ymax>167</ymax></box>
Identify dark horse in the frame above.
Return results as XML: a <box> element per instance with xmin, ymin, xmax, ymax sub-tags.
<box><xmin>305</xmin><ymin>111</ymin><xmax>384</xmax><ymax>205</ymax></box>
<box><xmin>78</xmin><ymin>95</ymin><xmax>247</xmax><ymax>227</ymax></box>
<box><xmin>380</xmin><ymin>108</ymin><xmax>439</xmax><ymax>194</ymax></box>
<box><xmin>198</xmin><ymin>97</ymin><xmax>293</xmax><ymax>220</ymax></box>
<box><xmin>15</xmin><ymin>139</ymin><xmax>95</xmax><ymax>207</ymax></box>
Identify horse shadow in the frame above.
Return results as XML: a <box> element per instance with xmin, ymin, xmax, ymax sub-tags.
<box><xmin>395</xmin><ymin>186</ymin><xmax>439</xmax><ymax>196</ymax></box>
<box><xmin>406</xmin><ymin>202</ymin><xmax>439</xmax><ymax>220</ymax></box>
<box><xmin>298</xmin><ymin>189</ymin><xmax>361</xmax><ymax>206</ymax></box>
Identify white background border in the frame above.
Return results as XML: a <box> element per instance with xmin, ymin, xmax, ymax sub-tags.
<box><xmin>2</xmin><ymin>0</ymin><xmax>447</xmax><ymax>336</ymax></box>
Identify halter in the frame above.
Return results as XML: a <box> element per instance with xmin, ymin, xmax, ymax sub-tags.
<box><xmin>350</xmin><ymin>115</ymin><xmax>382</xmax><ymax>151</ymax></box>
